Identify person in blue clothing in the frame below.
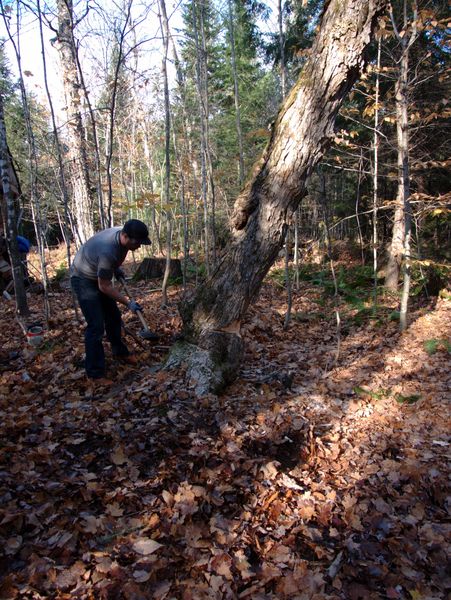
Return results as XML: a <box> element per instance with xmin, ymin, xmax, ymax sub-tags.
<box><xmin>16</xmin><ymin>235</ymin><xmax>31</xmax><ymax>255</ymax></box>
<box><xmin>0</xmin><ymin>233</ymin><xmax>30</xmax><ymax>260</ymax></box>
<box><xmin>17</xmin><ymin>235</ymin><xmax>31</xmax><ymax>280</ymax></box>
<box><xmin>0</xmin><ymin>233</ymin><xmax>31</xmax><ymax>283</ymax></box>
<box><xmin>70</xmin><ymin>219</ymin><xmax>151</xmax><ymax>384</ymax></box>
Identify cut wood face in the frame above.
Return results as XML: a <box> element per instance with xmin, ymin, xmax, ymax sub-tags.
<box><xmin>135</xmin><ymin>258</ymin><xmax>182</xmax><ymax>280</ymax></box>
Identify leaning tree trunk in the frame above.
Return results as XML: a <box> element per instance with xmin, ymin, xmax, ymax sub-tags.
<box><xmin>56</xmin><ymin>0</ymin><xmax>93</xmax><ymax>244</ymax></box>
<box><xmin>172</xmin><ymin>0</ymin><xmax>389</xmax><ymax>395</ymax></box>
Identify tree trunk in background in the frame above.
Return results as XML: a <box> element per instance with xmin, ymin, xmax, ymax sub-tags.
<box><xmin>192</xmin><ymin>0</ymin><xmax>216</xmax><ymax>272</ymax></box>
<box><xmin>385</xmin><ymin>0</ymin><xmax>416</xmax><ymax>293</ymax></box>
<box><xmin>278</xmin><ymin>0</ymin><xmax>287</xmax><ymax>98</ymax></box>
<box><xmin>396</xmin><ymin>47</ymin><xmax>411</xmax><ymax>322</ymax></box>
<box><xmin>105</xmin><ymin>1</ymin><xmax>132</xmax><ymax>226</ymax></box>
<box><xmin>74</xmin><ymin>43</ymin><xmax>106</xmax><ymax>230</ymax></box>
<box><xmin>37</xmin><ymin>0</ymin><xmax>72</xmax><ymax>273</ymax></box>
<box><xmin>56</xmin><ymin>0</ymin><xmax>93</xmax><ymax>244</ymax></box>
<box><xmin>171</xmin><ymin>39</ymin><xmax>189</xmax><ymax>287</ymax></box>
<box><xmin>372</xmin><ymin>38</ymin><xmax>381</xmax><ymax>308</ymax></box>
<box><xmin>0</xmin><ymin>94</ymin><xmax>28</xmax><ymax>316</ymax></box>
<box><xmin>199</xmin><ymin>2</ymin><xmax>216</xmax><ymax>266</ymax></box>
<box><xmin>2</xmin><ymin>0</ymin><xmax>50</xmax><ymax>319</ymax></box>
<box><xmin>227</xmin><ymin>0</ymin><xmax>245</xmax><ymax>188</ymax></box>
<box><xmin>175</xmin><ymin>0</ymin><xmax>389</xmax><ymax>394</ymax></box>
<box><xmin>394</xmin><ymin>1</ymin><xmax>417</xmax><ymax>330</ymax></box>
<box><xmin>385</xmin><ymin>198</ymin><xmax>404</xmax><ymax>290</ymax></box>
<box><xmin>158</xmin><ymin>0</ymin><xmax>172</xmax><ymax>307</ymax></box>
<box><xmin>192</xmin><ymin>0</ymin><xmax>210</xmax><ymax>275</ymax></box>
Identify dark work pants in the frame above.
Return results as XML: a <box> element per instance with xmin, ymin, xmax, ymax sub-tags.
<box><xmin>71</xmin><ymin>276</ymin><xmax>129</xmax><ymax>378</ymax></box>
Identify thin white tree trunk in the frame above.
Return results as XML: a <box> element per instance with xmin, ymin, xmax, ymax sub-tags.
<box><xmin>373</xmin><ymin>38</ymin><xmax>381</xmax><ymax>309</ymax></box>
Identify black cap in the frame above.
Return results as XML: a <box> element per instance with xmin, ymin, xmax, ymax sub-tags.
<box><xmin>122</xmin><ymin>219</ymin><xmax>151</xmax><ymax>245</ymax></box>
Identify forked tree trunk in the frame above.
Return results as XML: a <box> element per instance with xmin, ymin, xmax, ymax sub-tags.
<box><xmin>173</xmin><ymin>0</ymin><xmax>388</xmax><ymax>394</ymax></box>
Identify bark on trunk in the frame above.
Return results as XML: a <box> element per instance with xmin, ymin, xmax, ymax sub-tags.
<box><xmin>56</xmin><ymin>0</ymin><xmax>93</xmax><ymax>244</ymax></box>
<box><xmin>173</xmin><ymin>0</ymin><xmax>388</xmax><ymax>394</ymax></box>
<box><xmin>385</xmin><ymin>199</ymin><xmax>404</xmax><ymax>290</ymax></box>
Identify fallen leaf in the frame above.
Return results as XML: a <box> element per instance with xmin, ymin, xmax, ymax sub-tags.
<box><xmin>111</xmin><ymin>446</ymin><xmax>127</xmax><ymax>465</ymax></box>
<box><xmin>133</xmin><ymin>570</ymin><xmax>151</xmax><ymax>582</ymax></box>
<box><xmin>133</xmin><ymin>538</ymin><xmax>163</xmax><ymax>555</ymax></box>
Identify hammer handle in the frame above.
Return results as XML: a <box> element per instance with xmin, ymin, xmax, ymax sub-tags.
<box><xmin>120</xmin><ymin>279</ymin><xmax>150</xmax><ymax>332</ymax></box>
<box><xmin>136</xmin><ymin>308</ymin><xmax>149</xmax><ymax>331</ymax></box>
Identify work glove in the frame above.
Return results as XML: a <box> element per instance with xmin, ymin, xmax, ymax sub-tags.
<box><xmin>127</xmin><ymin>300</ymin><xmax>142</xmax><ymax>313</ymax></box>
<box><xmin>114</xmin><ymin>268</ymin><xmax>125</xmax><ymax>282</ymax></box>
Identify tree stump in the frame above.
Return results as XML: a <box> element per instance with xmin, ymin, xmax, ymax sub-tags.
<box><xmin>134</xmin><ymin>258</ymin><xmax>182</xmax><ymax>280</ymax></box>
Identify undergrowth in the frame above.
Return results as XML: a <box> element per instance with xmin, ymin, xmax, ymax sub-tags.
<box><xmin>267</xmin><ymin>262</ymin><xmax>450</xmax><ymax>327</ymax></box>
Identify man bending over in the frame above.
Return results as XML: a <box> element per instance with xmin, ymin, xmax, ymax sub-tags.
<box><xmin>71</xmin><ymin>219</ymin><xmax>151</xmax><ymax>383</ymax></box>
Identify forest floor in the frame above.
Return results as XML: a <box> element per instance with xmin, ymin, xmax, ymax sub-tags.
<box><xmin>0</xmin><ymin>249</ymin><xmax>450</xmax><ymax>600</ymax></box>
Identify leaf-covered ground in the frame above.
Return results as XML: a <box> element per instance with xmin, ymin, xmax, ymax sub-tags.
<box><xmin>0</xmin><ymin>254</ymin><xmax>450</xmax><ymax>600</ymax></box>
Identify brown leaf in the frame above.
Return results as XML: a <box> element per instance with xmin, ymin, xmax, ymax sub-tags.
<box><xmin>0</xmin><ymin>575</ymin><xmax>19</xmax><ymax>599</ymax></box>
<box><xmin>111</xmin><ymin>446</ymin><xmax>128</xmax><ymax>465</ymax></box>
<box><xmin>234</xmin><ymin>550</ymin><xmax>253</xmax><ymax>580</ymax></box>
<box><xmin>152</xmin><ymin>580</ymin><xmax>171</xmax><ymax>599</ymax></box>
<box><xmin>106</xmin><ymin>502</ymin><xmax>124</xmax><ymax>517</ymax></box>
<box><xmin>133</xmin><ymin>570</ymin><xmax>151</xmax><ymax>582</ymax></box>
<box><xmin>4</xmin><ymin>536</ymin><xmax>22</xmax><ymax>555</ymax></box>
<box><xmin>210</xmin><ymin>553</ymin><xmax>233</xmax><ymax>580</ymax></box>
<box><xmin>96</xmin><ymin>557</ymin><xmax>113</xmax><ymax>574</ymax></box>
<box><xmin>133</xmin><ymin>538</ymin><xmax>163</xmax><ymax>555</ymax></box>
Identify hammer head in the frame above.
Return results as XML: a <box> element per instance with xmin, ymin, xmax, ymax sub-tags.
<box><xmin>139</xmin><ymin>330</ymin><xmax>160</xmax><ymax>341</ymax></box>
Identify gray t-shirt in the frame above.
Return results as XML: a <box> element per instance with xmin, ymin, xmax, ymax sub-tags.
<box><xmin>71</xmin><ymin>227</ymin><xmax>128</xmax><ymax>281</ymax></box>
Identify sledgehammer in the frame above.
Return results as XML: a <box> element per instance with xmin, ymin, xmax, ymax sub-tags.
<box><xmin>119</xmin><ymin>278</ymin><xmax>159</xmax><ymax>342</ymax></box>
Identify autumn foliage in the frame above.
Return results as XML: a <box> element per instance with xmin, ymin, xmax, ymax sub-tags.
<box><xmin>0</xmin><ymin>253</ymin><xmax>450</xmax><ymax>599</ymax></box>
